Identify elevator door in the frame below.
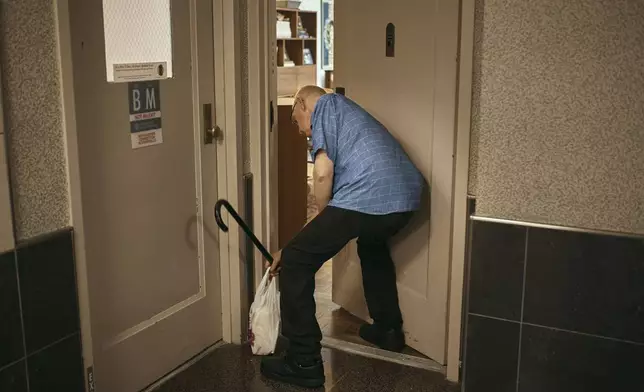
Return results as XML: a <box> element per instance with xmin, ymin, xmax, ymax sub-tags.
<box><xmin>332</xmin><ymin>0</ymin><xmax>458</xmax><ymax>364</ymax></box>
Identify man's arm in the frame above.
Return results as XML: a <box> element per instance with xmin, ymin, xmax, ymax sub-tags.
<box><xmin>267</xmin><ymin>151</ymin><xmax>333</xmax><ymax>275</ymax></box>
<box><xmin>313</xmin><ymin>150</ymin><xmax>334</xmax><ymax>211</ymax></box>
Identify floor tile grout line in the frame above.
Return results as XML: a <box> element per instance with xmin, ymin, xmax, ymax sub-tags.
<box><xmin>13</xmin><ymin>250</ymin><xmax>30</xmax><ymax>392</ymax></box>
<box><xmin>515</xmin><ymin>227</ymin><xmax>529</xmax><ymax>392</ymax></box>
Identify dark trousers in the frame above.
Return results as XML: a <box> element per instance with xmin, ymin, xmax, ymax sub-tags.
<box><xmin>279</xmin><ymin>206</ymin><xmax>413</xmax><ymax>359</ymax></box>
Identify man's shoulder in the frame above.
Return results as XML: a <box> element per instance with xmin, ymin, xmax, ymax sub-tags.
<box><xmin>322</xmin><ymin>93</ymin><xmax>356</xmax><ymax>108</ymax></box>
<box><xmin>319</xmin><ymin>92</ymin><xmax>339</xmax><ymax>104</ymax></box>
<box><xmin>313</xmin><ymin>94</ymin><xmax>337</xmax><ymax>119</ymax></box>
<box><xmin>314</xmin><ymin>94</ymin><xmax>355</xmax><ymax>125</ymax></box>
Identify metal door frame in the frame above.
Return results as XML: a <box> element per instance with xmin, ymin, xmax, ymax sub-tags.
<box><xmin>0</xmin><ymin>63</ymin><xmax>16</xmax><ymax>253</ymax></box>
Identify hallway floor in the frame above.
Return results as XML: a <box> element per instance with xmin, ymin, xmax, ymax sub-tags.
<box><xmin>315</xmin><ymin>261</ymin><xmax>361</xmax><ymax>344</ymax></box>
<box><xmin>154</xmin><ymin>344</ymin><xmax>459</xmax><ymax>392</ymax></box>
<box><xmin>153</xmin><ymin>165</ymin><xmax>455</xmax><ymax>391</ymax></box>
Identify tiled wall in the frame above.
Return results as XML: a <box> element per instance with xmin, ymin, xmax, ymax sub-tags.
<box><xmin>0</xmin><ymin>229</ymin><xmax>84</xmax><ymax>392</ymax></box>
<box><xmin>463</xmin><ymin>220</ymin><xmax>644</xmax><ymax>392</ymax></box>
<box><xmin>464</xmin><ymin>0</ymin><xmax>644</xmax><ymax>388</ymax></box>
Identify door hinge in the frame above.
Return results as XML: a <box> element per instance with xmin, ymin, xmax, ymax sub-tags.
<box><xmin>269</xmin><ymin>100</ymin><xmax>274</xmax><ymax>131</ymax></box>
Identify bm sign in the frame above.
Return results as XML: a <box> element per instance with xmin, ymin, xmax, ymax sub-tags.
<box><xmin>128</xmin><ymin>80</ymin><xmax>162</xmax><ymax>133</ymax></box>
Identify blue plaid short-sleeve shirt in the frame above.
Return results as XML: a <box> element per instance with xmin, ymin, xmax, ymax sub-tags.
<box><xmin>310</xmin><ymin>94</ymin><xmax>425</xmax><ymax>214</ymax></box>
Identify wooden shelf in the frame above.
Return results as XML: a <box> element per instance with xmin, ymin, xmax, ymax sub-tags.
<box><xmin>277</xmin><ymin>37</ymin><xmax>316</xmax><ymax>41</ymax></box>
<box><xmin>277</xmin><ymin>66</ymin><xmax>316</xmax><ymax>96</ymax></box>
<box><xmin>277</xmin><ymin>7</ymin><xmax>317</xmax><ymax>13</ymax></box>
<box><xmin>277</xmin><ymin>8</ymin><xmax>317</xmax><ymax>95</ymax></box>
<box><xmin>275</xmin><ymin>7</ymin><xmax>317</xmax><ymax>245</ymax></box>
<box><xmin>276</xmin><ymin>8</ymin><xmax>316</xmax><ymax>41</ymax></box>
<box><xmin>278</xmin><ymin>64</ymin><xmax>316</xmax><ymax>69</ymax></box>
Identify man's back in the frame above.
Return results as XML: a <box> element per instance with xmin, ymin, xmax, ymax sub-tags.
<box><xmin>310</xmin><ymin>94</ymin><xmax>425</xmax><ymax>215</ymax></box>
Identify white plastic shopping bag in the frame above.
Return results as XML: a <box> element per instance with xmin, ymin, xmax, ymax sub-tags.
<box><xmin>248</xmin><ymin>270</ymin><xmax>281</xmax><ymax>355</ymax></box>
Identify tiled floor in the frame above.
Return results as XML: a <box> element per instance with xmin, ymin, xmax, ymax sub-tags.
<box><xmin>154</xmin><ymin>344</ymin><xmax>459</xmax><ymax>392</ymax></box>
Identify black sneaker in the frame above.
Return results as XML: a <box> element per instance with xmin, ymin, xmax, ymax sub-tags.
<box><xmin>260</xmin><ymin>354</ymin><xmax>325</xmax><ymax>389</ymax></box>
<box><xmin>359</xmin><ymin>323</ymin><xmax>406</xmax><ymax>352</ymax></box>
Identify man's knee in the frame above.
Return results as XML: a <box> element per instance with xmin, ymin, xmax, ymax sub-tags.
<box><xmin>278</xmin><ymin>246</ymin><xmax>316</xmax><ymax>296</ymax></box>
<box><xmin>280</xmin><ymin>245</ymin><xmax>315</xmax><ymax>275</ymax></box>
<box><xmin>281</xmin><ymin>241</ymin><xmax>321</xmax><ymax>270</ymax></box>
<box><xmin>277</xmin><ymin>246</ymin><xmax>293</xmax><ymax>272</ymax></box>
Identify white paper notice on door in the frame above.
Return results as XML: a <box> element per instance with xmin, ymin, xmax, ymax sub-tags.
<box><xmin>128</xmin><ymin>80</ymin><xmax>163</xmax><ymax>149</ymax></box>
<box><xmin>114</xmin><ymin>62</ymin><xmax>168</xmax><ymax>83</ymax></box>
<box><xmin>131</xmin><ymin>129</ymin><xmax>163</xmax><ymax>149</ymax></box>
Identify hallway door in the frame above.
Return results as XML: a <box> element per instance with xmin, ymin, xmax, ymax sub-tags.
<box><xmin>331</xmin><ymin>0</ymin><xmax>459</xmax><ymax>364</ymax></box>
<box><xmin>68</xmin><ymin>1</ymin><xmax>222</xmax><ymax>391</ymax></box>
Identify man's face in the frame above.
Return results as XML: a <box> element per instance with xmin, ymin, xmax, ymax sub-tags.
<box><xmin>291</xmin><ymin>99</ymin><xmax>312</xmax><ymax>137</ymax></box>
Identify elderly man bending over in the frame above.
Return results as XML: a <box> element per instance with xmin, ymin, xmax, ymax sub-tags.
<box><xmin>261</xmin><ymin>86</ymin><xmax>425</xmax><ymax>388</ymax></box>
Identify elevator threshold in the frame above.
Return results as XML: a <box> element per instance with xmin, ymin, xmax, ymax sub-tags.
<box><xmin>321</xmin><ymin>336</ymin><xmax>445</xmax><ymax>374</ymax></box>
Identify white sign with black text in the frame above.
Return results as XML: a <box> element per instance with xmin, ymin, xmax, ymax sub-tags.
<box><xmin>115</xmin><ymin>61</ymin><xmax>168</xmax><ymax>83</ymax></box>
